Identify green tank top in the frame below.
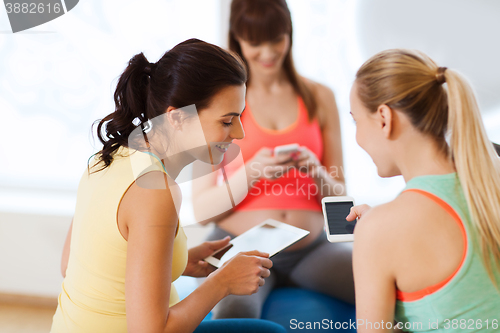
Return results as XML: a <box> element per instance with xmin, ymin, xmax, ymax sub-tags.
<box><xmin>394</xmin><ymin>173</ymin><xmax>500</xmax><ymax>332</ymax></box>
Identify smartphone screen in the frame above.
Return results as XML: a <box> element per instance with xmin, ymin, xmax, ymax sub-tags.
<box><xmin>324</xmin><ymin>201</ymin><xmax>356</xmax><ymax>234</ymax></box>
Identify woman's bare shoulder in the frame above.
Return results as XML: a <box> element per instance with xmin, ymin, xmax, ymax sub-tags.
<box><xmin>355</xmin><ymin>192</ymin><xmax>452</xmax><ymax>250</ymax></box>
<box><xmin>301</xmin><ymin>76</ymin><xmax>336</xmax><ymax>102</ymax></box>
<box><xmin>120</xmin><ymin>171</ymin><xmax>181</xmax><ymax>230</ymax></box>
<box><xmin>301</xmin><ymin>76</ymin><xmax>338</xmax><ymax>128</ymax></box>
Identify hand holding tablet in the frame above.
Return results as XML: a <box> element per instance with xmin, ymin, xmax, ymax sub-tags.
<box><xmin>204</xmin><ymin>219</ymin><xmax>310</xmax><ymax>268</ymax></box>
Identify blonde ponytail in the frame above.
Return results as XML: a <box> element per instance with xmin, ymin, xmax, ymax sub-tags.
<box><xmin>356</xmin><ymin>49</ymin><xmax>500</xmax><ymax>288</ymax></box>
<box><xmin>445</xmin><ymin>69</ymin><xmax>500</xmax><ymax>286</ymax></box>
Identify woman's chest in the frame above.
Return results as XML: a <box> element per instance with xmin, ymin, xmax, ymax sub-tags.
<box><xmin>246</xmin><ymin>94</ymin><xmax>298</xmax><ymax>131</ymax></box>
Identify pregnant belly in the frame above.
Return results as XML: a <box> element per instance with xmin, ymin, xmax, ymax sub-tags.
<box><xmin>217</xmin><ymin>209</ymin><xmax>324</xmax><ymax>251</ymax></box>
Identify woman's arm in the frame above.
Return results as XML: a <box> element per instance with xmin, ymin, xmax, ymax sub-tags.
<box><xmin>191</xmin><ymin>162</ymin><xmax>251</xmax><ymax>225</ymax></box>
<box><xmin>192</xmin><ymin>148</ymin><xmax>295</xmax><ymax>225</ymax></box>
<box><xmin>169</xmin><ymin>249</ymin><xmax>271</xmax><ymax>332</ymax></box>
<box><xmin>296</xmin><ymin>82</ymin><xmax>346</xmax><ymax>198</ymax></box>
<box><xmin>61</xmin><ymin>219</ymin><xmax>73</xmax><ymax>278</ymax></box>
<box><xmin>122</xmin><ymin>171</ymin><xmax>271</xmax><ymax>333</ymax></box>
<box><xmin>352</xmin><ymin>205</ymin><xmax>398</xmax><ymax>333</ymax></box>
<box><xmin>122</xmin><ymin>171</ymin><xmax>179</xmax><ymax>333</ymax></box>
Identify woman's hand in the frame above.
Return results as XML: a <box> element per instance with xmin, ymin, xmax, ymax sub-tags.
<box><xmin>346</xmin><ymin>204</ymin><xmax>371</xmax><ymax>221</ymax></box>
<box><xmin>183</xmin><ymin>237</ymin><xmax>231</xmax><ymax>278</ymax></box>
<box><xmin>246</xmin><ymin>147</ymin><xmax>297</xmax><ymax>181</ymax></box>
<box><xmin>293</xmin><ymin>145</ymin><xmax>347</xmax><ymax>197</ymax></box>
<box><xmin>294</xmin><ymin>146</ymin><xmax>322</xmax><ymax>176</ymax></box>
<box><xmin>207</xmin><ymin>250</ymin><xmax>273</xmax><ymax>296</ymax></box>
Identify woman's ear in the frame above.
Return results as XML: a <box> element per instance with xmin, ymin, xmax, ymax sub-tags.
<box><xmin>166</xmin><ymin>106</ymin><xmax>184</xmax><ymax>130</ymax></box>
<box><xmin>376</xmin><ymin>104</ymin><xmax>394</xmax><ymax>139</ymax></box>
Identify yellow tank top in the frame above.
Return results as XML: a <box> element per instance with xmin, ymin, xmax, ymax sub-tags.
<box><xmin>51</xmin><ymin>146</ymin><xmax>188</xmax><ymax>333</ymax></box>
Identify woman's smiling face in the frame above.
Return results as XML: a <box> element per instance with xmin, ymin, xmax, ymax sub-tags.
<box><xmin>185</xmin><ymin>84</ymin><xmax>246</xmax><ymax>165</ymax></box>
<box><xmin>237</xmin><ymin>34</ymin><xmax>290</xmax><ymax>76</ymax></box>
<box><xmin>349</xmin><ymin>82</ymin><xmax>399</xmax><ymax>178</ymax></box>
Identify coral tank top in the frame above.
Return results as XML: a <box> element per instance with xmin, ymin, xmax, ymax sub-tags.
<box><xmin>225</xmin><ymin>96</ymin><xmax>323</xmax><ymax>211</ymax></box>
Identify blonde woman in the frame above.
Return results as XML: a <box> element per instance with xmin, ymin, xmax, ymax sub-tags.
<box><xmin>348</xmin><ymin>49</ymin><xmax>500</xmax><ymax>332</ymax></box>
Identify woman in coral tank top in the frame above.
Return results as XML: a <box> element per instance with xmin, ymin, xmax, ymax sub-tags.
<box><xmin>192</xmin><ymin>0</ymin><xmax>354</xmax><ymax>319</ymax></box>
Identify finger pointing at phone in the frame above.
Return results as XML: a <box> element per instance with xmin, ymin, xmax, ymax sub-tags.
<box><xmin>346</xmin><ymin>204</ymin><xmax>371</xmax><ymax>221</ymax></box>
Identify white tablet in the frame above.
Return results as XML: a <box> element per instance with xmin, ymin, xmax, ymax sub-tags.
<box><xmin>322</xmin><ymin>196</ymin><xmax>357</xmax><ymax>242</ymax></box>
<box><xmin>204</xmin><ymin>219</ymin><xmax>310</xmax><ymax>268</ymax></box>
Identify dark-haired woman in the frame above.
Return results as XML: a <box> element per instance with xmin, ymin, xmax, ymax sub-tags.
<box><xmin>192</xmin><ymin>0</ymin><xmax>354</xmax><ymax>319</ymax></box>
<box><xmin>50</xmin><ymin>39</ymin><xmax>286</xmax><ymax>333</ymax></box>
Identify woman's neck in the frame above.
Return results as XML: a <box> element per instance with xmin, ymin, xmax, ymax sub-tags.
<box><xmin>248</xmin><ymin>67</ymin><xmax>290</xmax><ymax>93</ymax></box>
<box><xmin>147</xmin><ymin>141</ymin><xmax>195</xmax><ymax>180</ymax></box>
<box><xmin>396</xmin><ymin>137</ymin><xmax>456</xmax><ymax>183</ymax></box>
<box><xmin>162</xmin><ymin>152</ymin><xmax>195</xmax><ymax>180</ymax></box>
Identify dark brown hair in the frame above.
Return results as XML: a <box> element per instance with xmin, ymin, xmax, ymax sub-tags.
<box><xmin>92</xmin><ymin>38</ymin><xmax>247</xmax><ymax>171</ymax></box>
<box><xmin>228</xmin><ymin>0</ymin><xmax>317</xmax><ymax>121</ymax></box>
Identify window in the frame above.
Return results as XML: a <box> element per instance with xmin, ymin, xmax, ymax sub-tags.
<box><xmin>1</xmin><ymin>0</ymin><xmax>499</xmax><ymax>218</ymax></box>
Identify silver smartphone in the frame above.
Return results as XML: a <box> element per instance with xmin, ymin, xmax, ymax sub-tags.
<box><xmin>322</xmin><ymin>196</ymin><xmax>357</xmax><ymax>242</ymax></box>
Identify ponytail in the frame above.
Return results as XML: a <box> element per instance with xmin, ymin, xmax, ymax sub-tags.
<box><xmin>93</xmin><ymin>52</ymin><xmax>153</xmax><ymax>171</ymax></box>
<box><xmin>356</xmin><ymin>49</ymin><xmax>500</xmax><ymax>288</ymax></box>
<box><xmin>91</xmin><ymin>38</ymin><xmax>247</xmax><ymax>173</ymax></box>
<box><xmin>445</xmin><ymin>69</ymin><xmax>500</xmax><ymax>286</ymax></box>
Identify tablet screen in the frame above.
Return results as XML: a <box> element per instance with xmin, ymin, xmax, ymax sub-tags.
<box><xmin>324</xmin><ymin>201</ymin><xmax>356</xmax><ymax>235</ymax></box>
<box><xmin>211</xmin><ymin>223</ymin><xmax>306</xmax><ymax>266</ymax></box>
